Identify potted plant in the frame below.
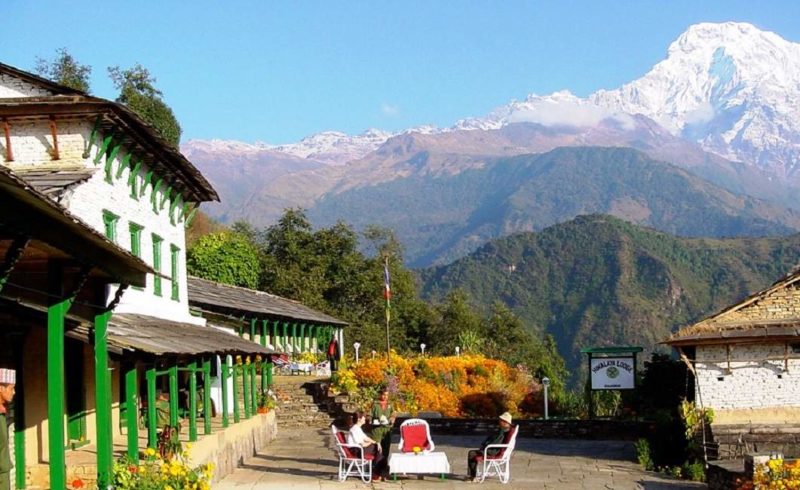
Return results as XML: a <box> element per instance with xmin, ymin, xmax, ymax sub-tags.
<box><xmin>257</xmin><ymin>390</ymin><xmax>277</xmax><ymax>414</ymax></box>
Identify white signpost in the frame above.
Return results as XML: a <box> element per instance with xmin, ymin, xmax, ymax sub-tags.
<box><xmin>590</xmin><ymin>357</ymin><xmax>636</xmax><ymax>390</ymax></box>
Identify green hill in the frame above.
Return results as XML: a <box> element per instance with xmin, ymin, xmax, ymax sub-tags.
<box><xmin>417</xmin><ymin>214</ymin><xmax>800</xmax><ymax>380</ymax></box>
<box><xmin>309</xmin><ymin>147</ymin><xmax>800</xmax><ymax>267</ymax></box>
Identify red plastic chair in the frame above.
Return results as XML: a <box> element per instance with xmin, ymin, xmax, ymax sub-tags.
<box><xmin>331</xmin><ymin>425</ymin><xmax>374</xmax><ymax>482</ymax></box>
<box><xmin>398</xmin><ymin>418</ymin><xmax>435</xmax><ymax>454</ymax></box>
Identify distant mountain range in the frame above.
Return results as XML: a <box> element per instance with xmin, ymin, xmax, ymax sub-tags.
<box><xmin>417</xmin><ymin>215</ymin><xmax>800</xmax><ymax>379</ymax></box>
<box><xmin>183</xmin><ymin>21</ymin><xmax>800</xmax><ymax>266</ymax></box>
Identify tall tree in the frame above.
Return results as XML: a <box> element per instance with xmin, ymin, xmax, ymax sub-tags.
<box><xmin>108</xmin><ymin>64</ymin><xmax>182</xmax><ymax>147</ymax></box>
<box><xmin>34</xmin><ymin>48</ymin><xmax>91</xmax><ymax>92</ymax></box>
<box><xmin>186</xmin><ymin>231</ymin><xmax>260</xmax><ymax>288</ymax></box>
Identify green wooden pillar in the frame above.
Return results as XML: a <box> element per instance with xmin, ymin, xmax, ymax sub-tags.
<box><xmin>47</xmin><ymin>299</ymin><xmax>68</xmax><ymax>490</ymax></box>
<box><xmin>146</xmin><ymin>367</ymin><xmax>157</xmax><ymax>448</ymax></box>
<box><xmin>237</xmin><ymin>324</ymin><xmax>243</xmax><ymax>338</ymax></box>
<box><xmin>125</xmin><ymin>366</ymin><xmax>139</xmax><ymax>461</ymax></box>
<box><xmin>261</xmin><ymin>320</ymin><xmax>268</xmax><ymax>348</ymax></box>
<box><xmin>203</xmin><ymin>359</ymin><xmax>212</xmax><ymax>435</ymax></box>
<box><xmin>249</xmin><ymin>318</ymin><xmax>256</xmax><ymax>342</ymax></box>
<box><xmin>94</xmin><ymin>311</ymin><xmax>113</xmax><ymax>487</ymax></box>
<box><xmin>14</xmin><ymin>337</ymin><xmax>25</xmax><ymax>490</ymax></box>
<box><xmin>221</xmin><ymin>358</ymin><xmax>230</xmax><ymax>428</ymax></box>
<box><xmin>266</xmin><ymin>360</ymin><xmax>274</xmax><ymax>388</ymax></box>
<box><xmin>232</xmin><ymin>361</ymin><xmax>240</xmax><ymax>423</ymax></box>
<box><xmin>273</xmin><ymin>320</ymin><xmax>280</xmax><ymax>350</ymax></box>
<box><xmin>291</xmin><ymin>323</ymin><xmax>298</xmax><ymax>355</ymax></box>
<box><xmin>168</xmin><ymin>364</ymin><xmax>179</xmax><ymax>427</ymax></box>
<box><xmin>242</xmin><ymin>358</ymin><xmax>251</xmax><ymax>419</ymax></box>
<box><xmin>188</xmin><ymin>361</ymin><xmax>198</xmax><ymax>441</ymax></box>
<box><xmin>282</xmin><ymin>322</ymin><xmax>289</xmax><ymax>353</ymax></box>
<box><xmin>249</xmin><ymin>362</ymin><xmax>257</xmax><ymax>414</ymax></box>
<box><xmin>299</xmin><ymin>324</ymin><xmax>306</xmax><ymax>353</ymax></box>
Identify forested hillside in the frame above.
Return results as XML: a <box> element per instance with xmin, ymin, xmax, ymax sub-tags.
<box><xmin>418</xmin><ymin>214</ymin><xmax>800</xmax><ymax>379</ymax></box>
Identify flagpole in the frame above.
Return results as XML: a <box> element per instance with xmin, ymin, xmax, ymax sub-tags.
<box><xmin>384</xmin><ymin>255</ymin><xmax>392</xmax><ymax>363</ymax></box>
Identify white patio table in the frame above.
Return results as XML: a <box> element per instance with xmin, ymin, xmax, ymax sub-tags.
<box><xmin>389</xmin><ymin>451</ymin><xmax>451</xmax><ymax>480</ymax></box>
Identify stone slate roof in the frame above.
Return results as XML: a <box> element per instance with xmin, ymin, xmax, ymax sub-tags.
<box><xmin>0</xmin><ymin>61</ymin><xmax>85</xmax><ymax>95</ymax></box>
<box><xmin>188</xmin><ymin>276</ymin><xmax>348</xmax><ymax>327</ymax></box>
<box><xmin>11</xmin><ymin>167</ymin><xmax>95</xmax><ymax>201</ymax></box>
<box><xmin>0</xmin><ymin>165</ymin><xmax>152</xmax><ymax>286</ymax></box>
<box><xmin>666</xmin><ymin>267</ymin><xmax>800</xmax><ymax>346</ymax></box>
<box><xmin>67</xmin><ymin>313</ymin><xmax>276</xmax><ymax>357</ymax></box>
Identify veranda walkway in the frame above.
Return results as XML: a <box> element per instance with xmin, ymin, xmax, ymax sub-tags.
<box><xmin>215</xmin><ymin>426</ymin><xmax>707</xmax><ymax>489</ymax></box>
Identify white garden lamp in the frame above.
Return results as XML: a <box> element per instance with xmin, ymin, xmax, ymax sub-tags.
<box><xmin>455</xmin><ymin>346</ymin><xmax>461</xmax><ymax>357</ymax></box>
<box><xmin>542</xmin><ymin>377</ymin><xmax>550</xmax><ymax>420</ymax></box>
<box><xmin>420</xmin><ymin>343</ymin><xmax>426</xmax><ymax>356</ymax></box>
<box><xmin>371</xmin><ymin>349</ymin><xmax>376</xmax><ymax>359</ymax></box>
<box><xmin>353</xmin><ymin>342</ymin><xmax>361</xmax><ymax>364</ymax></box>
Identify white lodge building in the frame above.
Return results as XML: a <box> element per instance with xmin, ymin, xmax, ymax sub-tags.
<box><xmin>0</xmin><ymin>62</ymin><xmax>328</xmax><ymax>489</ymax></box>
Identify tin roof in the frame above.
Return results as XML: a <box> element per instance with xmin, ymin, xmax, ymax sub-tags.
<box><xmin>188</xmin><ymin>276</ymin><xmax>348</xmax><ymax>327</ymax></box>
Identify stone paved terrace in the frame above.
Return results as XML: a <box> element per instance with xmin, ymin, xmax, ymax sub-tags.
<box><xmin>215</xmin><ymin>426</ymin><xmax>707</xmax><ymax>489</ymax></box>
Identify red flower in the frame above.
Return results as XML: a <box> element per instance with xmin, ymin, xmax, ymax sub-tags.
<box><xmin>71</xmin><ymin>478</ymin><xmax>84</xmax><ymax>489</ymax></box>
<box><xmin>129</xmin><ymin>464</ymin><xmax>138</xmax><ymax>473</ymax></box>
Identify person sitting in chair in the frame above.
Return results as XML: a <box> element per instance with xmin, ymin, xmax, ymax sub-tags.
<box><xmin>466</xmin><ymin>412</ymin><xmax>512</xmax><ymax>482</ymax></box>
<box><xmin>347</xmin><ymin>410</ymin><xmax>387</xmax><ymax>481</ymax></box>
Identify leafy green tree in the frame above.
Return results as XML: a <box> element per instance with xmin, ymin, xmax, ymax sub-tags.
<box><xmin>108</xmin><ymin>64</ymin><xmax>182</xmax><ymax>147</ymax></box>
<box><xmin>35</xmin><ymin>48</ymin><xmax>91</xmax><ymax>92</ymax></box>
<box><xmin>427</xmin><ymin>290</ymin><xmax>483</xmax><ymax>354</ymax></box>
<box><xmin>187</xmin><ymin>231</ymin><xmax>259</xmax><ymax>288</ymax></box>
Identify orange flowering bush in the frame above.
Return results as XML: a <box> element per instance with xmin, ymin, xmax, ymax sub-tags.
<box><xmin>339</xmin><ymin>352</ymin><xmax>533</xmax><ymax>418</ymax></box>
<box><xmin>736</xmin><ymin>458</ymin><xmax>800</xmax><ymax>490</ymax></box>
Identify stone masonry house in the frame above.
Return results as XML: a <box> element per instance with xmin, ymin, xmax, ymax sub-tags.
<box><xmin>666</xmin><ymin>266</ymin><xmax>800</xmax><ymax>458</ymax></box>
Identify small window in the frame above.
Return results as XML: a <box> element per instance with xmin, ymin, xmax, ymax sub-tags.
<box><xmin>152</xmin><ymin>234</ymin><xmax>163</xmax><ymax>297</ymax></box>
<box><xmin>129</xmin><ymin>222</ymin><xmax>143</xmax><ymax>257</ymax></box>
<box><xmin>791</xmin><ymin>343</ymin><xmax>800</xmax><ymax>354</ymax></box>
<box><xmin>170</xmin><ymin>244</ymin><xmax>180</xmax><ymax>301</ymax></box>
<box><xmin>102</xmin><ymin>210</ymin><xmax>119</xmax><ymax>243</ymax></box>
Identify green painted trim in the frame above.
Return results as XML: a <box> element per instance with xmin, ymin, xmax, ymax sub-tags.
<box><xmin>232</xmin><ymin>362</ymin><xmax>240</xmax><ymax>423</ymax></box>
<box><xmin>179</xmin><ymin>202</ymin><xmax>191</xmax><ymax>223</ymax></box>
<box><xmin>266</xmin><ymin>361</ymin><xmax>273</xmax><ymax>389</ymax></box>
<box><xmin>151</xmin><ymin>177</ymin><xmax>164</xmax><ymax>213</ymax></box>
<box><xmin>83</xmin><ymin>115</ymin><xmax>103</xmax><ymax>158</ymax></box>
<box><xmin>170</xmin><ymin>244</ymin><xmax>180</xmax><ymax>301</ymax></box>
<box><xmin>160</xmin><ymin>186</ymin><xmax>173</xmax><ymax>210</ymax></box>
<box><xmin>145</xmin><ymin>367</ymin><xmax>157</xmax><ymax>448</ymax></box>
<box><xmin>250</xmin><ymin>318</ymin><xmax>257</xmax><ymax>341</ymax></box>
<box><xmin>104</xmin><ymin>143</ymin><xmax>121</xmax><ymax>183</ymax></box>
<box><xmin>250</xmin><ymin>363</ymin><xmax>257</xmax><ymax>415</ymax></box>
<box><xmin>141</xmin><ymin>170</ymin><xmax>153</xmax><ymax>197</ymax></box>
<box><xmin>261</xmin><ymin>319</ymin><xmax>268</xmax><ymax>348</ymax></box>
<box><xmin>102</xmin><ymin>209</ymin><xmax>119</xmax><ymax>243</ymax></box>
<box><xmin>94</xmin><ymin>134</ymin><xmax>113</xmax><ymax>165</ymax></box>
<box><xmin>152</xmin><ymin>234</ymin><xmax>163</xmax><ymax>297</ymax></box>
<box><xmin>125</xmin><ymin>366</ymin><xmax>139</xmax><ymax>462</ymax></box>
<box><xmin>184</xmin><ymin>206</ymin><xmax>198</xmax><ymax>228</ymax></box>
<box><xmin>128</xmin><ymin>160</ymin><xmax>142</xmax><ymax>200</ymax></box>
<box><xmin>94</xmin><ymin>311</ymin><xmax>113</xmax><ymax>487</ymax></box>
<box><xmin>169</xmin><ymin>194</ymin><xmax>181</xmax><ymax>225</ymax></box>
<box><xmin>299</xmin><ymin>324</ymin><xmax>306</xmax><ymax>353</ymax></box>
<box><xmin>242</xmin><ymin>360</ymin><xmax>251</xmax><ymax>419</ymax></box>
<box><xmin>203</xmin><ymin>359</ymin><xmax>212</xmax><ymax>435</ymax></box>
<box><xmin>116</xmin><ymin>153</ymin><xmax>131</xmax><ymax>180</ymax></box>
<box><xmin>168</xmin><ymin>365</ymin><xmax>179</xmax><ymax>427</ymax></box>
<box><xmin>221</xmin><ymin>360</ymin><xmax>230</xmax><ymax>428</ymax></box>
<box><xmin>47</xmin><ymin>299</ymin><xmax>69</xmax><ymax>490</ymax></box>
<box><xmin>188</xmin><ymin>362</ymin><xmax>197</xmax><ymax>442</ymax></box>
<box><xmin>14</xmin><ymin>338</ymin><xmax>25</xmax><ymax>490</ymax></box>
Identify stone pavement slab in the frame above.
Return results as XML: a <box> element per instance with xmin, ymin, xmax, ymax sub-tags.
<box><xmin>214</xmin><ymin>426</ymin><xmax>706</xmax><ymax>489</ymax></box>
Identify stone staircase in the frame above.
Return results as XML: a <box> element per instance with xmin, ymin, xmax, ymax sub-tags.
<box><xmin>271</xmin><ymin>376</ymin><xmax>339</xmax><ymax>428</ymax></box>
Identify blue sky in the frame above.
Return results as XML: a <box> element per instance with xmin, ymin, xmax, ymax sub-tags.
<box><xmin>3</xmin><ymin>1</ymin><xmax>799</xmax><ymax>144</ymax></box>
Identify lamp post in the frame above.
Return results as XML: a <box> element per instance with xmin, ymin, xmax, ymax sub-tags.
<box><xmin>455</xmin><ymin>346</ymin><xmax>460</xmax><ymax>357</ymax></box>
<box><xmin>420</xmin><ymin>343</ymin><xmax>426</xmax><ymax>356</ymax></box>
<box><xmin>353</xmin><ymin>342</ymin><xmax>361</xmax><ymax>364</ymax></box>
<box><xmin>542</xmin><ymin>377</ymin><xmax>550</xmax><ymax>420</ymax></box>
<box><xmin>371</xmin><ymin>349</ymin><xmax>376</xmax><ymax>359</ymax></box>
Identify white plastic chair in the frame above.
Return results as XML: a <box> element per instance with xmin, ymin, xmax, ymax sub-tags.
<box><xmin>397</xmin><ymin>418</ymin><xmax>435</xmax><ymax>454</ymax></box>
<box><xmin>331</xmin><ymin>425</ymin><xmax>373</xmax><ymax>482</ymax></box>
<box><xmin>476</xmin><ymin>425</ymin><xmax>518</xmax><ymax>484</ymax></box>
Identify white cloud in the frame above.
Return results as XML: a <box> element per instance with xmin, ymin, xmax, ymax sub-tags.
<box><xmin>381</xmin><ymin>103</ymin><xmax>399</xmax><ymax>116</ymax></box>
<box><xmin>684</xmin><ymin>101</ymin><xmax>715</xmax><ymax>125</ymax></box>
<box><xmin>507</xmin><ymin>98</ymin><xmax>635</xmax><ymax>130</ymax></box>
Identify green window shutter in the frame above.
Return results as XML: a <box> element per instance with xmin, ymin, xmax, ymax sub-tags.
<box><xmin>102</xmin><ymin>210</ymin><xmax>119</xmax><ymax>243</ymax></box>
<box><xmin>170</xmin><ymin>244</ymin><xmax>180</xmax><ymax>301</ymax></box>
<box><xmin>128</xmin><ymin>222</ymin><xmax>143</xmax><ymax>257</ymax></box>
<box><xmin>152</xmin><ymin>234</ymin><xmax>162</xmax><ymax>297</ymax></box>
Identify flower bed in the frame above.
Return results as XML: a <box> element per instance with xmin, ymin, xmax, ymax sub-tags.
<box><xmin>332</xmin><ymin>352</ymin><xmax>536</xmax><ymax>418</ymax></box>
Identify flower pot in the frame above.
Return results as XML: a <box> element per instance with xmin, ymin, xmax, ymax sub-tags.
<box><xmin>257</xmin><ymin>407</ymin><xmax>270</xmax><ymax>414</ymax></box>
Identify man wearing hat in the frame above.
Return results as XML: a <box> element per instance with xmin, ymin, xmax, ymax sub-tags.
<box><xmin>466</xmin><ymin>411</ymin><xmax>513</xmax><ymax>482</ymax></box>
<box><xmin>0</xmin><ymin>368</ymin><xmax>16</xmax><ymax>490</ymax></box>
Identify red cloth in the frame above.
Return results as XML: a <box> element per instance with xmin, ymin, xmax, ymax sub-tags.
<box><xmin>336</xmin><ymin>430</ymin><xmax>375</xmax><ymax>460</ymax></box>
<box><xmin>400</xmin><ymin>424</ymin><xmax>430</xmax><ymax>452</ymax></box>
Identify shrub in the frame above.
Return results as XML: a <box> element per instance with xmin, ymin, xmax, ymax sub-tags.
<box><xmin>682</xmin><ymin>461</ymin><xmax>705</xmax><ymax>482</ymax></box>
<box><xmin>112</xmin><ymin>445</ymin><xmax>213</xmax><ymax>490</ymax></box>
<box><xmin>634</xmin><ymin>438</ymin><xmax>654</xmax><ymax>471</ymax></box>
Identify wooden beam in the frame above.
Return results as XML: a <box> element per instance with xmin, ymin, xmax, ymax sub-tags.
<box><xmin>2</xmin><ymin>119</ymin><xmax>12</xmax><ymax>162</ymax></box>
<box><xmin>49</xmin><ymin>116</ymin><xmax>60</xmax><ymax>160</ymax></box>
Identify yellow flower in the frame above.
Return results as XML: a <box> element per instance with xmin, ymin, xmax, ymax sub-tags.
<box><xmin>144</xmin><ymin>447</ymin><xmax>156</xmax><ymax>458</ymax></box>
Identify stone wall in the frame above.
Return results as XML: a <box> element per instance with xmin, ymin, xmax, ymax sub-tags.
<box><xmin>695</xmin><ymin>343</ymin><xmax>800</xmax><ymax>416</ymax></box>
<box><xmin>710</xmin><ymin>423</ymin><xmax>800</xmax><ymax>460</ymax></box>
<box><xmin>719</xmin><ymin>282</ymin><xmax>800</xmax><ymax>323</ymax></box>
<box><xmin>0</xmin><ymin>73</ymin><xmax>54</xmax><ymax>98</ymax></box>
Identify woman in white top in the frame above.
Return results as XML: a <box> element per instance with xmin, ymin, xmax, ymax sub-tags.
<box><xmin>347</xmin><ymin>410</ymin><xmax>387</xmax><ymax>481</ymax></box>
